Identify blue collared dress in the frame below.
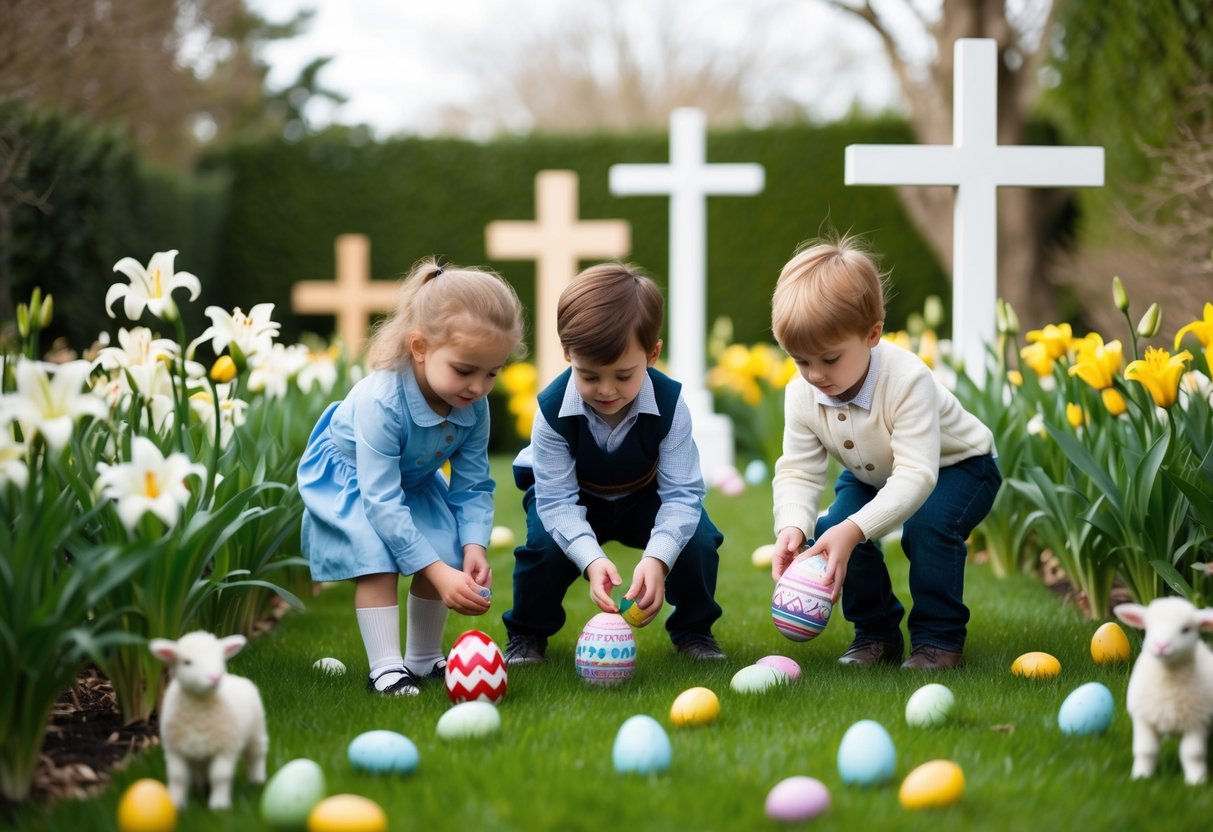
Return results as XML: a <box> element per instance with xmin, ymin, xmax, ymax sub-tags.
<box><xmin>297</xmin><ymin>364</ymin><xmax>495</xmax><ymax>581</ymax></box>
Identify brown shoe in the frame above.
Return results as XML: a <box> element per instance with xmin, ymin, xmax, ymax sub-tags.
<box><xmin>901</xmin><ymin>645</ymin><xmax>965</xmax><ymax>670</ymax></box>
<box><xmin>838</xmin><ymin>637</ymin><xmax>904</xmax><ymax>666</ymax></box>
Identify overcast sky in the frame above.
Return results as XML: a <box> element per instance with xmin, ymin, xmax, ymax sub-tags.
<box><xmin>244</xmin><ymin>0</ymin><xmax>904</xmax><ymax>137</ymax></box>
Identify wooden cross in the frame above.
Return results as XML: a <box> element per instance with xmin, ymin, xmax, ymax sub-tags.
<box><xmin>486</xmin><ymin>170</ymin><xmax>631</xmax><ymax>385</ymax></box>
<box><xmin>291</xmin><ymin>234</ymin><xmax>398</xmax><ymax>357</ymax></box>
<box><xmin>845</xmin><ymin>38</ymin><xmax>1104</xmax><ymax>381</ymax></box>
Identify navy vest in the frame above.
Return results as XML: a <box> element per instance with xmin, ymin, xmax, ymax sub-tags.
<box><xmin>514</xmin><ymin>367</ymin><xmax>681</xmax><ymax>495</ymax></box>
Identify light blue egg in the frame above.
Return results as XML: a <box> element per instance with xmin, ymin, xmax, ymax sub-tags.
<box><xmin>1058</xmin><ymin>682</ymin><xmax>1115</xmax><ymax>735</ymax></box>
<box><xmin>612</xmin><ymin>715</ymin><xmax>672</xmax><ymax>775</ymax></box>
<box><xmin>837</xmin><ymin>719</ymin><xmax>896</xmax><ymax>786</ymax></box>
<box><xmin>347</xmin><ymin>730</ymin><xmax>419</xmax><ymax>774</ymax></box>
<box><xmin>744</xmin><ymin>459</ymin><xmax>769</xmax><ymax>485</ymax></box>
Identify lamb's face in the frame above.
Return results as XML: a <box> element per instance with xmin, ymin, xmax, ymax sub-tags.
<box><xmin>172</xmin><ymin>632</ymin><xmax>228</xmax><ymax>696</ymax></box>
<box><xmin>1144</xmin><ymin>598</ymin><xmax>1202</xmax><ymax>666</ymax></box>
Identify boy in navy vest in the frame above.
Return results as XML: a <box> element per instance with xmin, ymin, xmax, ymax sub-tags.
<box><xmin>503</xmin><ymin>263</ymin><xmax>725</xmax><ymax>663</ymax></box>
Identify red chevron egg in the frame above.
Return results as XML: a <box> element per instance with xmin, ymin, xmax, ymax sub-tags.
<box><xmin>445</xmin><ymin>630</ymin><xmax>508</xmax><ymax>704</ymax></box>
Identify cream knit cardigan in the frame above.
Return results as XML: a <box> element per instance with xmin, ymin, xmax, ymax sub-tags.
<box><xmin>772</xmin><ymin>342</ymin><xmax>995</xmax><ymax>542</ymax></box>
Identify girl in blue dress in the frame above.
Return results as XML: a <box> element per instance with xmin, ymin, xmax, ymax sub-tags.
<box><xmin>298</xmin><ymin>258</ymin><xmax>525</xmax><ymax>695</ymax></box>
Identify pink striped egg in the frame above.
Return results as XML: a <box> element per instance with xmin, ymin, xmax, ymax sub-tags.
<box><xmin>771</xmin><ymin>555</ymin><xmax>832</xmax><ymax>642</ymax></box>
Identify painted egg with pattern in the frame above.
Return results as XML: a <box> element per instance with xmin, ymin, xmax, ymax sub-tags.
<box><xmin>116</xmin><ymin>779</ymin><xmax>176</xmax><ymax>832</ymax></box>
<box><xmin>837</xmin><ymin>720</ymin><xmax>896</xmax><ymax>786</ymax></box>
<box><xmin>899</xmin><ymin>760</ymin><xmax>964</xmax><ymax>810</ymax></box>
<box><xmin>612</xmin><ymin>715</ymin><xmax>672</xmax><ymax>774</ymax></box>
<box><xmin>1058</xmin><ymin>682</ymin><xmax>1115</xmax><ymax>735</ymax></box>
<box><xmin>445</xmin><ymin>629</ymin><xmax>507</xmax><ymax>704</ymax></box>
<box><xmin>765</xmin><ymin>776</ymin><xmax>830</xmax><ymax>822</ymax></box>
<box><xmin>1011</xmin><ymin>651</ymin><xmax>1061</xmax><ymax>679</ymax></box>
<box><xmin>307</xmin><ymin>794</ymin><xmax>387</xmax><ymax>832</ymax></box>
<box><xmin>1091</xmin><ymin>622</ymin><xmax>1131</xmax><ymax>664</ymax></box>
<box><xmin>669</xmin><ymin>687</ymin><xmax>720</xmax><ymax>727</ymax></box>
<box><xmin>771</xmin><ymin>555</ymin><xmax>832</xmax><ymax>641</ymax></box>
<box><xmin>575</xmin><ymin>613</ymin><xmax>636</xmax><ymax>685</ymax></box>
<box><xmin>260</xmin><ymin>758</ymin><xmax>326</xmax><ymax>829</ymax></box>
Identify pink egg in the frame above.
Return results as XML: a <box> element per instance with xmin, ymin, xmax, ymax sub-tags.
<box><xmin>756</xmin><ymin>655</ymin><xmax>801</xmax><ymax>681</ymax></box>
<box><xmin>765</xmin><ymin>775</ymin><xmax>830</xmax><ymax>822</ymax></box>
<box><xmin>575</xmin><ymin>613</ymin><xmax>636</xmax><ymax>686</ymax></box>
<box><xmin>445</xmin><ymin>630</ymin><xmax>507</xmax><ymax>704</ymax></box>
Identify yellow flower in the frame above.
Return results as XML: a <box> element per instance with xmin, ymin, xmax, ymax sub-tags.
<box><xmin>1066</xmin><ymin>402</ymin><xmax>1086</xmax><ymax>428</ymax></box>
<box><xmin>1025</xmin><ymin>323</ymin><xmax>1073</xmax><ymax>359</ymax></box>
<box><xmin>1101</xmin><ymin>388</ymin><xmax>1126</xmax><ymax>416</ymax></box>
<box><xmin>1007</xmin><ymin>370</ymin><xmax>1023</xmax><ymax>387</ymax></box>
<box><xmin>771</xmin><ymin>356</ymin><xmax>798</xmax><ymax>389</ymax></box>
<box><xmin>209</xmin><ymin>355</ymin><xmax>237</xmax><ymax>383</ymax></box>
<box><xmin>917</xmin><ymin>330</ymin><xmax>939</xmax><ymax>368</ymax></box>
<box><xmin>1174</xmin><ymin>302</ymin><xmax>1213</xmax><ymax>350</ymax></box>
<box><xmin>1020</xmin><ymin>342</ymin><xmax>1055</xmax><ymax>377</ymax></box>
<box><xmin>1067</xmin><ymin>335</ymin><xmax>1122</xmax><ymax>390</ymax></box>
<box><xmin>500</xmin><ymin>362</ymin><xmax>538</xmax><ymax>397</ymax></box>
<box><xmin>1124</xmin><ymin>346</ymin><xmax>1193</xmax><ymax>408</ymax></box>
<box><xmin>747</xmin><ymin>344</ymin><xmax>776</xmax><ymax>381</ymax></box>
<box><xmin>719</xmin><ymin>344</ymin><xmax>752</xmax><ymax>377</ymax></box>
<box><xmin>884</xmin><ymin>331</ymin><xmax>912</xmax><ymax>352</ymax></box>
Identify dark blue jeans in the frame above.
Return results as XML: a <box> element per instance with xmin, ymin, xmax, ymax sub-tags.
<box><xmin>814</xmin><ymin>454</ymin><xmax>1001</xmax><ymax>651</ymax></box>
<box><xmin>503</xmin><ymin>485</ymin><xmax>723</xmax><ymax>644</ymax></box>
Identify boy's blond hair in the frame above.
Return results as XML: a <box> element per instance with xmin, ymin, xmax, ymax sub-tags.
<box><xmin>557</xmin><ymin>263</ymin><xmax>663</xmax><ymax>365</ymax></box>
<box><xmin>771</xmin><ymin>235</ymin><xmax>887</xmax><ymax>356</ymax></box>
<box><xmin>366</xmin><ymin>257</ymin><xmax>526</xmax><ymax>369</ymax></box>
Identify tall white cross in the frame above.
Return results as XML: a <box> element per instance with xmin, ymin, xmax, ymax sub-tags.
<box><xmin>609</xmin><ymin>107</ymin><xmax>764</xmax><ymax>481</ymax></box>
<box><xmin>845</xmin><ymin>38</ymin><xmax>1104</xmax><ymax>381</ymax></box>
<box><xmin>486</xmin><ymin>170</ymin><xmax>631</xmax><ymax>385</ymax></box>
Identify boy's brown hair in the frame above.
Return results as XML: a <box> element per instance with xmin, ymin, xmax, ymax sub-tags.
<box><xmin>771</xmin><ymin>235</ymin><xmax>887</xmax><ymax>357</ymax></box>
<box><xmin>557</xmin><ymin>263</ymin><xmax>663</xmax><ymax>364</ymax></box>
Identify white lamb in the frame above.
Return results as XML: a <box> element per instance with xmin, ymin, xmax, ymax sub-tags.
<box><xmin>1114</xmin><ymin>598</ymin><xmax>1213</xmax><ymax>784</ymax></box>
<box><xmin>149</xmin><ymin>631</ymin><xmax>269</xmax><ymax>809</ymax></box>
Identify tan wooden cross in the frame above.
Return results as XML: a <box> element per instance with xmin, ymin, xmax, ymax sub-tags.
<box><xmin>291</xmin><ymin>234</ymin><xmax>399</xmax><ymax>357</ymax></box>
<box><xmin>486</xmin><ymin>170</ymin><xmax>631</xmax><ymax>385</ymax></box>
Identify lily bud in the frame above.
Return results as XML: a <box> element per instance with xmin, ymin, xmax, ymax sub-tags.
<box><xmin>16</xmin><ymin>303</ymin><xmax>29</xmax><ymax>338</ymax></box>
<box><xmin>997</xmin><ymin>300</ymin><xmax>1020</xmax><ymax>337</ymax></box>
<box><xmin>923</xmin><ymin>295</ymin><xmax>944</xmax><ymax>329</ymax></box>
<box><xmin>1112</xmin><ymin>276</ymin><xmax>1130</xmax><ymax>312</ymax></box>
<box><xmin>1136</xmin><ymin>302</ymin><xmax>1161</xmax><ymax>339</ymax></box>
<box><xmin>39</xmin><ymin>294</ymin><xmax>54</xmax><ymax>328</ymax></box>
<box><xmin>210</xmin><ymin>355</ymin><xmax>237</xmax><ymax>383</ymax></box>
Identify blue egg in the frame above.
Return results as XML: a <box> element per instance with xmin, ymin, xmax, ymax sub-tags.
<box><xmin>612</xmin><ymin>715</ymin><xmax>672</xmax><ymax>775</ymax></box>
<box><xmin>1058</xmin><ymin>682</ymin><xmax>1115</xmax><ymax>735</ymax></box>
<box><xmin>744</xmin><ymin>459</ymin><xmax>769</xmax><ymax>485</ymax></box>
<box><xmin>837</xmin><ymin>719</ymin><xmax>896</xmax><ymax>786</ymax></box>
<box><xmin>347</xmin><ymin>730</ymin><xmax>419</xmax><ymax>774</ymax></box>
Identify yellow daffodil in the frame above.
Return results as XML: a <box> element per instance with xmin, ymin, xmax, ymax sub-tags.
<box><xmin>1007</xmin><ymin>370</ymin><xmax>1023</xmax><ymax>387</ymax></box>
<box><xmin>772</xmin><ymin>356</ymin><xmax>798</xmax><ymax>389</ymax></box>
<box><xmin>1174</xmin><ymin>302</ymin><xmax>1213</xmax><ymax>350</ymax></box>
<box><xmin>747</xmin><ymin>344</ymin><xmax>777</xmax><ymax>381</ymax></box>
<box><xmin>500</xmin><ymin>362</ymin><xmax>538</xmax><ymax>397</ymax></box>
<box><xmin>1124</xmin><ymin>346</ymin><xmax>1193</xmax><ymax>408</ymax></box>
<box><xmin>1020</xmin><ymin>342</ymin><xmax>1055</xmax><ymax>377</ymax></box>
<box><xmin>1066</xmin><ymin>403</ymin><xmax>1086</xmax><ymax>429</ymax></box>
<box><xmin>917</xmin><ymin>330</ymin><xmax>939</xmax><ymax>368</ymax></box>
<box><xmin>1025</xmin><ymin>323</ymin><xmax>1073</xmax><ymax>359</ymax></box>
<box><xmin>1101</xmin><ymin>388</ymin><xmax>1126</xmax><ymax>417</ymax></box>
<box><xmin>1067</xmin><ymin>334</ymin><xmax>1123</xmax><ymax>390</ymax></box>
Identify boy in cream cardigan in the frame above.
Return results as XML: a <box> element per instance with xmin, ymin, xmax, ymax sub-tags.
<box><xmin>769</xmin><ymin>237</ymin><xmax>1000</xmax><ymax>670</ymax></box>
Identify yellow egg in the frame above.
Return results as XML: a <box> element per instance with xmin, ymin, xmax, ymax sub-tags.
<box><xmin>1011</xmin><ymin>651</ymin><xmax>1061</xmax><ymax>679</ymax></box>
<box><xmin>670</xmin><ymin>686</ymin><xmax>721</xmax><ymax>727</ymax></box>
<box><xmin>1091</xmin><ymin>621</ymin><xmax>1131</xmax><ymax>664</ymax></box>
<box><xmin>307</xmin><ymin>795</ymin><xmax>387</xmax><ymax>832</ymax></box>
<box><xmin>116</xmin><ymin>779</ymin><xmax>177</xmax><ymax>832</ymax></box>
<box><xmin>899</xmin><ymin>760</ymin><xmax>964</xmax><ymax>810</ymax></box>
<box><xmin>751</xmin><ymin>544</ymin><xmax>775</xmax><ymax>569</ymax></box>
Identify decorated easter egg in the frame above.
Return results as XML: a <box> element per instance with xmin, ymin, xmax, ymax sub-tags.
<box><xmin>489</xmin><ymin>525</ymin><xmax>515</xmax><ymax>549</ymax></box>
<box><xmin>899</xmin><ymin>760</ymin><xmax>964</xmax><ymax>810</ymax></box>
<box><xmin>1012</xmin><ymin>651</ymin><xmax>1061</xmax><ymax>679</ymax></box>
<box><xmin>612</xmin><ymin>715</ymin><xmax>672</xmax><ymax>774</ymax></box>
<box><xmin>347</xmin><ymin>730</ymin><xmax>418</xmax><ymax>774</ymax></box>
<box><xmin>1058</xmin><ymin>682</ymin><xmax>1115</xmax><ymax>735</ymax></box>
<box><xmin>619</xmin><ymin>598</ymin><xmax>648</xmax><ymax>626</ymax></box>
<box><xmin>771</xmin><ymin>555</ymin><xmax>832</xmax><ymax>641</ymax></box>
<box><xmin>905</xmin><ymin>683</ymin><xmax>956</xmax><ymax>728</ymax></box>
<box><xmin>756</xmin><ymin>655</ymin><xmax>801</xmax><ymax>681</ymax></box>
<box><xmin>445</xmin><ymin>629</ymin><xmax>507</xmax><ymax>704</ymax></box>
<box><xmin>751</xmin><ymin>544</ymin><xmax>775</xmax><ymax>569</ymax></box>
<box><xmin>1091</xmin><ymin>621</ymin><xmax>1131</xmax><ymax>664</ymax></box>
<box><xmin>260</xmin><ymin>758</ymin><xmax>326</xmax><ymax>829</ymax></box>
<box><xmin>744</xmin><ymin>459</ymin><xmax>769</xmax><ymax>485</ymax></box>
<box><xmin>116</xmin><ymin>779</ymin><xmax>176</xmax><ymax>832</ymax></box>
<box><xmin>307</xmin><ymin>794</ymin><xmax>387</xmax><ymax>832</ymax></box>
<box><xmin>436</xmin><ymin>701</ymin><xmax>501</xmax><ymax>740</ymax></box>
<box><xmin>764</xmin><ymin>776</ymin><xmax>830</xmax><ymax>822</ymax></box>
<box><xmin>670</xmin><ymin>687</ymin><xmax>720</xmax><ymax>727</ymax></box>
<box><xmin>575</xmin><ymin>612</ymin><xmax>636</xmax><ymax>685</ymax></box>
<box><xmin>312</xmin><ymin>657</ymin><xmax>346</xmax><ymax>675</ymax></box>
<box><xmin>730</xmin><ymin>664</ymin><xmax>784</xmax><ymax>693</ymax></box>
<box><xmin>837</xmin><ymin>720</ymin><xmax>896</xmax><ymax>786</ymax></box>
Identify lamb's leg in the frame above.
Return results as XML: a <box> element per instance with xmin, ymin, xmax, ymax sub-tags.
<box><xmin>244</xmin><ymin>726</ymin><xmax>268</xmax><ymax>784</ymax></box>
<box><xmin>165</xmin><ymin>752</ymin><xmax>191</xmax><ymax>808</ymax></box>
<box><xmin>1131</xmin><ymin>720</ymin><xmax>1160</xmax><ymax>779</ymax></box>
<box><xmin>206</xmin><ymin>753</ymin><xmax>239</xmax><ymax>810</ymax></box>
<box><xmin>1179</xmin><ymin>729</ymin><xmax>1208</xmax><ymax>785</ymax></box>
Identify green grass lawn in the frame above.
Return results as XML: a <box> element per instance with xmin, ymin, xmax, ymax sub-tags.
<box><xmin>13</xmin><ymin>457</ymin><xmax>1212</xmax><ymax>831</ymax></box>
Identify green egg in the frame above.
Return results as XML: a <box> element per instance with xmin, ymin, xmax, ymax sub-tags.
<box><xmin>260</xmin><ymin>758</ymin><xmax>326</xmax><ymax>830</ymax></box>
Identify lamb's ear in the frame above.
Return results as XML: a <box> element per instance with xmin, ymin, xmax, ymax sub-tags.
<box><xmin>1114</xmin><ymin>604</ymin><xmax>1148</xmax><ymax>630</ymax></box>
<box><xmin>149</xmin><ymin>638</ymin><xmax>178</xmax><ymax>663</ymax></box>
<box><xmin>219</xmin><ymin>635</ymin><xmax>247</xmax><ymax>660</ymax></box>
<box><xmin>1196</xmin><ymin>609</ymin><xmax>1213</xmax><ymax>633</ymax></box>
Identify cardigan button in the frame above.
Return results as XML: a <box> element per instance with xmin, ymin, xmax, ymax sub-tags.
<box><xmin>865</xmin><ymin>463</ymin><xmax>875</xmax><ymax>471</ymax></box>
<box><xmin>843</xmin><ymin>440</ymin><xmax>854</xmax><ymax>450</ymax></box>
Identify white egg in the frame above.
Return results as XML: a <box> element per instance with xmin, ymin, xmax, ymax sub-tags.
<box><xmin>312</xmin><ymin>657</ymin><xmax>346</xmax><ymax>675</ymax></box>
<box><xmin>751</xmin><ymin>544</ymin><xmax>775</xmax><ymax>569</ymax></box>
<box><xmin>436</xmin><ymin>701</ymin><xmax>501</xmax><ymax>740</ymax></box>
<box><xmin>905</xmin><ymin>683</ymin><xmax>956</xmax><ymax>728</ymax></box>
<box><xmin>489</xmin><ymin>525</ymin><xmax>516</xmax><ymax>549</ymax></box>
<box><xmin>729</xmin><ymin>664</ymin><xmax>783</xmax><ymax>693</ymax></box>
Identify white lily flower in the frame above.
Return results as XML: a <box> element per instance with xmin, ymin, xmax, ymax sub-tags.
<box><xmin>249</xmin><ymin>343</ymin><xmax>309</xmax><ymax>400</ymax></box>
<box><xmin>0</xmin><ymin>421</ymin><xmax>29</xmax><ymax>489</ymax></box>
<box><xmin>95</xmin><ymin>327</ymin><xmax>179</xmax><ymax>372</ymax></box>
<box><xmin>194</xmin><ymin>303</ymin><xmax>280</xmax><ymax>362</ymax></box>
<box><xmin>189</xmin><ymin>383</ymin><xmax>248</xmax><ymax>449</ymax></box>
<box><xmin>95</xmin><ymin>436</ymin><xmax>205</xmax><ymax>531</ymax></box>
<box><xmin>106</xmin><ymin>250</ymin><xmax>201</xmax><ymax>322</ymax></box>
<box><xmin>296</xmin><ymin>344</ymin><xmax>339</xmax><ymax>394</ymax></box>
<box><xmin>2</xmin><ymin>359</ymin><xmax>108</xmax><ymax>451</ymax></box>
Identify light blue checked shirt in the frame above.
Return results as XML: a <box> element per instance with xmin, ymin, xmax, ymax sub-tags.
<box><xmin>513</xmin><ymin>372</ymin><xmax>706</xmax><ymax>573</ymax></box>
<box><xmin>814</xmin><ymin>342</ymin><xmax>880</xmax><ymax>410</ymax></box>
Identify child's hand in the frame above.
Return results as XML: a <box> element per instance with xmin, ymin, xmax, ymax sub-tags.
<box><xmin>804</xmin><ymin>520</ymin><xmax>864</xmax><ymax>603</ymax></box>
<box><xmin>624</xmin><ymin>557</ymin><xmax>668</xmax><ymax>627</ymax></box>
<box><xmin>423</xmin><ymin>561</ymin><xmax>492</xmax><ymax>616</ymax></box>
<box><xmin>585</xmin><ymin>557</ymin><xmax>622</xmax><ymax>613</ymax></box>
<box><xmin>772</xmin><ymin>527</ymin><xmax>806</xmax><ymax>581</ymax></box>
<box><xmin>462</xmin><ymin>543</ymin><xmax>492</xmax><ymax>589</ymax></box>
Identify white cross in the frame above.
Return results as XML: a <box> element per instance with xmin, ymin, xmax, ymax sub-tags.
<box><xmin>845</xmin><ymin>38</ymin><xmax>1104</xmax><ymax>381</ymax></box>
<box><xmin>486</xmin><ymin>170</ymin><xmax>631</xmax><ymax>385</ymax></box>
<box><xmin>610</xmin><ymin>108</ymin><xmax>764</xmax><ymax>481</ymax></box>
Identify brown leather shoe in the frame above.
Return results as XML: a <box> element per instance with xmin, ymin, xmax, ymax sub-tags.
<box><xmin>901</xmin><ymin>645</ymin><xmax>965</xmax><ymax>670</ymax></box>
<box><xmin>838</xmin><ymin>638</ymin><xmax>904</xmax><ymax>666</ymax></box>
